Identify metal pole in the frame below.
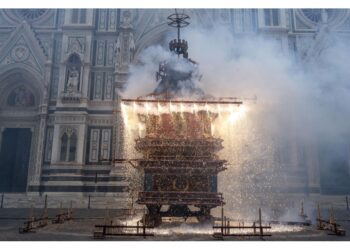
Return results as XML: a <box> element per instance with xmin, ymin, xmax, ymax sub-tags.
<box><xmin>177</xmin><ymin>24</ymin><xmax>180</xmax><ymax>41</ymax></box>
<box><xmin>28</xmin><ymin>205</ymin><xmax>34</xmax><ymax>229</ymax></box>
<box><xmin>143</xmin><ymin>208</ymin><xmax>146</xmax><ymax>238</ymax></box>
<box><xmin>88</xmin><ymin>195</ymin><xmax>91</xmax><ymax>209</ymax></box>
<box><xmin>143</xmin><ymin>223</ymin><xmax>146</xmax><ymax>238</ymax></box>
<box><xmin>227</xmin><ymin>220</ymin><xmax>230</xmax><ymax>235</ymax></box>
<box><xmin>130</xmin><ymin>195</ymin><xmax>134</xmax><ymax>215</ymax></box>
<box><xmin>43</xmin><ymin>203</ymin><xmax>48</xmax><ymax>224</ymax></box>
<box><xmin>346</xmin><ymin>196</ymin><xmax>349</xmax><ymax>210</ymax></box>
<box><xmin>44</xmin><ymin>194</ymin><xmax>47</xmax><ymax>209</ymax></box>
<box><xmin>300</xmin><ymin>201</ymin><xmax>304</xmax><ymax>216</ymax></box>
<box><xmin>29</xmin><ymin>205</ymin><xmax>34</xmax><ymax>222</ymax></box>
<box><xmin>69</xmin><ymin>200</ymin><xmax>73</xmax><ymax>219</ymax></box>
<box><xmin>221</xmin><ymin>206</ymin><xmax>224</xmax><ymax>236</ymax></box>
<box><xmin>143</xmin><ymin>212</ymin><xmax>146</xmax><ymax>239</ymax></box>
<box><xmin>317</xmin><ymin>203</ymin><xmax>321</xmax><ymax>229</ymax></box>
<box><xmin>259</xmin><ymin>208</ymin><xmax>263</xmax><ymax>238</ymax></box>
<box><xmin>330</xmin><ymin>207</ymin><xmax>335</xmax><ymax>224</ymax></box>
<box><xmin>224</xmin><ymin>216</ymin><xmax>227</xmax><ymax>235</ymax></box>
<box><xmin>1</xmin><ymin>193</ymin><xmax>4</xmax><ymax>208</ymax></box>
<box><xmin>43</xmin><ymin>195</ymin><xmax>48</xmax><ymax>222</ymax></box>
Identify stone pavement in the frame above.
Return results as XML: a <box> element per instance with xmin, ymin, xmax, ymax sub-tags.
<box><xmin>0</xmin><ymin>207</ymin><xmax>349</xmax><ymax>241</ymax></box>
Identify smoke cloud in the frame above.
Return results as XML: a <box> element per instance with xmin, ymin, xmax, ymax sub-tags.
<box><xmin>122</xmin><ymin>21</ymin><xmax>350</xmax><ymax>220</ymax></box>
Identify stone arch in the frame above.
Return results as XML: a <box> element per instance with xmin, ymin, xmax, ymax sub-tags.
<box><xmin>0</xmin><ymin>68</ymin><xmax>45</xmax><ymax>107</ymax></box>
<box><xmin>59</xmin><ymin>127</ymin><xmax>78</xmax><ymax>162</ymax></box>
<box><xmin>0</xmin><ymin>66</ymin><xmax>47</xmax><ymax>192</ymax></box>
<box><xmin>63</xmin><ymin>52</ymin><xmax>82</xmax><ymax>64</ymax></box>
<box><xmin>0</xmin><ymin>67</ymin><xmax>45</xmax><ymax>110</ymax></box>
<box><xmin>62</xmin><ymin>49</ymin><xmax>85</xmax><ymax>64</ymax></box>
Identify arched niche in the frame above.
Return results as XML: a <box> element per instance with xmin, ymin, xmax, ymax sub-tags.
<box><xmin>64</xmin><ymin>53</ymin><xmax>82</xmax><ymax>93</ymax></box>
<box><xmin>0</xmin><ymin>69</ymin><xmax>43</xmax><ymax>112</ymax></box>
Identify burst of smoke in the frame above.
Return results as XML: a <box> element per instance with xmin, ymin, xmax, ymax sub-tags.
<box><xmin>122</xmin><ymin>22</ymin><xmax>350</xmax><ymax>220</ymax></box>
<box><xmin>124</xmin><ymin>45</ymin><xmax>171</xmax><ymax>98</ymax></box>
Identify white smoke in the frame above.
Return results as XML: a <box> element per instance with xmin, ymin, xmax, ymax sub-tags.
<box><xmin>122</xmin><ymin>21</ymin><xmax>350</xmax><ymax>219</ymax></box>
<box><xmin>124</xmin><ymin>45</ymin><xmax>171</xmax><ymax>98</ymax></box>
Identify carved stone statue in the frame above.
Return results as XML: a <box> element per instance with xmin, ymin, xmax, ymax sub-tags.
<box><xmin>66</xmin><ymin>66</ymin><xmax>80</xmax><ymax>93</ymax></box>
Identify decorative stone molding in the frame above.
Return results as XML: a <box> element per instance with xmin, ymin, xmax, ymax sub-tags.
<box><xmin>0</xmin><ymin>22</ymin><xmax>48</xmax><ymax>79</ymax></box>
<box><xmin>0</xmin><ymin>37</ymin><xmax>43</xmax><ymax>74</ymax></box>
<box><xmin>2</xmin><ymin>9</ymin><xmax>53</xmax><ymax>24</ymax></box>
<box><xmin>87</xmin><ymin>117</ymin><xmax>114</xmax><ymax>126</ymax></box>
<box><xmin>60</xmin><ymin>92</ymin><xmax>82</xmax><ymax>103</ymax></box>
<box><xmin>0</xmin><ymin>112</ymin><xmax>39</xmax><ymax>121</ymax></box>
<box><xmin>301</xmin><ymin>9</ymin><xmax>343</xmax><ymax>25</ymax></box>
<box><xmin>295</xmin><ymin>9</ymin><xmax>349</xmax><ymax>30</ymax></box>
<box><xmin>59</xmin><ymin>126</ymin><xmax>78</xmax><ymax>137</ymax></box>
<box><xmin>88</xmin><ymin>100</ymin><xmax>114</xmax><ymax>107</ymax></box>
<box><xmin>11</xmin><ymin>44</ymin><xmax>30</xmax><ymax>62</ymax></box>
<box><xmin>17</xmin><ymin>9</ymin><xmax>48</xmax><ymax>20</ymax></box>
<box><xmin>67</xmin><ymin>36</ymin><xmax>86</xmax><ymax>56</ymax></box>
<box><xmin>47</xmin><ymin>115</ymin><xmax>55</xmax><ymax>125</ymax></box>
<box><xmin>115</xmin><ymin>10</ymin><xmax>135</xmax><ymax>76</ymax></box>
<box><xmin>50</xmin><ymin>68</ymin><xmax>60</xmax><ymax>99</ymax></box>
<box><xmin>54</xmin><ymin>115</ymin><xmax>86</xmax><ymax>124</ymax></box>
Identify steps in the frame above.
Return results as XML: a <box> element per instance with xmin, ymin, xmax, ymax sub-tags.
<box><xmin>29</xmin><ymin>165</ymin><xmax>130</xmax><ymax>194</ymax></box>
<box><xmin>0</xmin><ymin>193</ymin><xmax>130</xmax><ymax>209</ymax></box>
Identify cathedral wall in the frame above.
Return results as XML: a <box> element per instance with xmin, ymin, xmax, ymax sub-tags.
<box><xmin>0</xmin><ymin>9</ymin><xmax>349</xmax><ymax>196</ymax></box>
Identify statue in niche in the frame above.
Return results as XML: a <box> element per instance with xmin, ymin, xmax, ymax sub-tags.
<box><xmin>66</xmin><ymin>66</ymin><xmax>80</xmax><ymax>93</ymax></box>
<box><xmin>115</xmin><ymin>10</ymin><xmax>135</xmax><ymax>70</ymax></box>
<box><xmin>7</xmin><ymin>86</ymin><xmax>35</xmax><ymax>107</ymax></box>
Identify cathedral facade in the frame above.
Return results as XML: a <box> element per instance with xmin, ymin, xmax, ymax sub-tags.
<box><xmin>0</xmin><ymin>9</ymin><xmax>349</xmax><ymax>202</ymax></box>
